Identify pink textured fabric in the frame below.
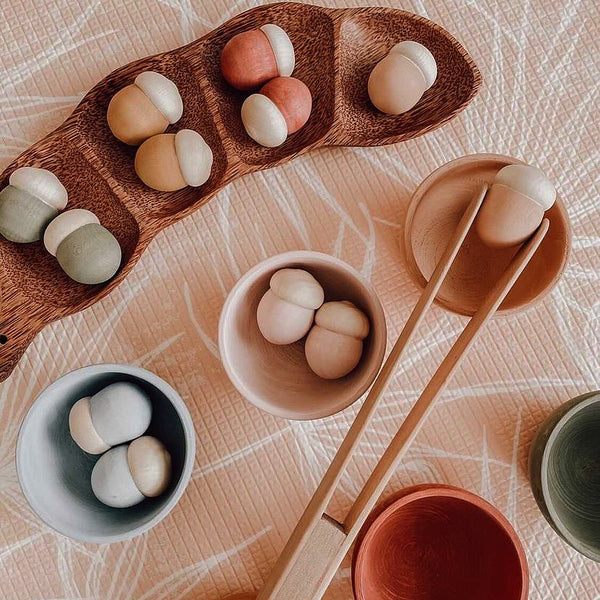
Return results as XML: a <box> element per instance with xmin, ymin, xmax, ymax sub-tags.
<box><xmin>0</xmin><ymin>0</ymin><xmax>598</xmax><ymax>599</ymax></box>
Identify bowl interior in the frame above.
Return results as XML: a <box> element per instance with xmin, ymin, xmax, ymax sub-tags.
<box><xmin>354</xmin><ymin>486</ymin><xmax>526</xmax><ymax>600</ymax></box>
<box><xmin>544</xmin><ymin>396</ymin><xmax>600</xmax><ymax>558</ymax></box>
<box><xmin>404</xmin><ymin>154</ymin><xmax>571</xmax><ymax>316</ymax></box>
<box><xmin>219</xmin><ymin>252</ymin><xmax>387</xmax><ymax>420</ymax></box>
<box><xmin>17</xmin><ymin>365</ymin><xmax>193</xmax><ymax>543</ymax></box>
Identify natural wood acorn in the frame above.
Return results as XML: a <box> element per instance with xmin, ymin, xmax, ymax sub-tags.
<box><xmin>91</xmin><ymin>436</ymin><xmax>171</xmax><ymax>508</ymax></box>
<box><xmin>305</xmin><ymin>301</ymin><xmax>370</xmax><ymax>379</ymax></box>
<box><xmin>134</xmin><ymin>129</ymin><xmax>213</xmax><ymax>191</ymax></box>
<box><xmin>257</xmin><ymin>268</ymin><xmax>324</xmax><ymax>344</ymax></box>
<box><xmin>0</xmin><ymin>167</ymin><xmax>68</xmax><ymax>243</ymax></box>
<box><xmin>475</xmin><ymin>164</ymin><xmax>556</xmax><ymax>247</ymax></box>
<box><xmin>44</xmin><ymin>209</ymin><xmax>122</xmax><ymax>284</ymax></box>
<box><xmin>368</xmin><ymin>41</ymin><xmax>437</xmax><ymax>115</ymax></box>
<box><xmin>221</xmin><ymin>23</ymin><xmax>295</xmax><ymax>90</ymax></box>
<box><xmin>241</xmin><ymin>76</ymin><xmax>312</xmax><ymax>147</ymax></box>
<box><xmin>107</xmin><ymin>71</ymin><xmax>184</xmax><ymax>145</ymax></box>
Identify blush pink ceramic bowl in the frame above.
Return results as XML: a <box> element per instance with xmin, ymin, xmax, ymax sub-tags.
<box><xmin>219</xmin><ymin>251</ymin><xmax>387</xmax><ymax>420</ymax></box>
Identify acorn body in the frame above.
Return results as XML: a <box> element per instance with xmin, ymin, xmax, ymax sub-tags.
<box><xmin>257</xmin><ymin>268</ymin><xmax>324</xmax><ymax>344</ymax></box>
<box><xmin>134</xmin><ymin>129</ymin><xmax>213</xmax><ymax>192</ymax></box>
<box><xmin>476</xmin><ymin>164</ymin><xmax>556</xmax><ymax>247</ymax></box>
<box><xmin>0</xmin><ymin>167</ymin><xmax>68</xmax><ymax>243</ymax></box>
<box><xmin>68</xmin><ymin>382</ymin><xmax>152</xmax><ymax>454</ymax></box>
<box><xmin>107</xmin><ymin>72</ymin><xmax>183</xmax><ymax>145</ymax></box>
<box><xmin>305</xmin><ymin>301</ymin><xmax>370</xmax><ymax>379</ymax></box>
<box><xmin>221</xmin><ymin>24</ymin><xmax>295</xmax><ymax>90</ymax></box>
<box><xmin>44</xmin><ymin>209</ymin><xmax>122</xmax><ymax>284</ymax></box>
<box><xmin>241</xmin><ymin>76</ymin><xmax>312</xmax><ymax>147</ymax></box>
<box><xmin>91</xmin><ymin>436</ymin><xmax>172</xmax><ymax>508</ymax></box>
<box><xmin>368</xmin><ymin>41</ymin><xmax>437</xmax><ymax>115</ymax></box>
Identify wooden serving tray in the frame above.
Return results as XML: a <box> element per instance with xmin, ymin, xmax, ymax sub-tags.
<box><xmin>0</xmin><ymin>2</ymin><xmax>480</xmax><ymax>382</ymax></box>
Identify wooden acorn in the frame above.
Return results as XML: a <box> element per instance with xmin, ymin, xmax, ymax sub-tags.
<box><xmin>257</xmin><ymin>268</ymin><xmax>324</xmax><ymax>344</ymax></box>
<box><xmin>368</xmin><ymin>41</ymin><xmax>437</xmax><ymax>115</ymax></box>
<box><xmin>91</xmin><ymin>436</ymin><xmax>172</xmax><ymax>508</ymax></box>
<box><xmin>220</xmin><ymin>24</ymin><xmax>295</xmax><ymax>90</ymax></box>
<box><xmin>476</xmin><ymin>164</ymin><xmax>556</xmax><ymax>247</ymax></box>
<box><xmin>0</xmin><ymin>167</ymin><xmax>68</xmax><ymax>243</ymax></box>
<box><xmin>305</xmin><ymin>301</ymin><xmax>370</xmax><ymax>379</ymax></box>
<box><xmin>107</xmin><ymin>71</ymin><xmax>184</xmax><ymax>145</ymax></box>
<box><xmin>69</xmin><ymin>382</ymin><xmax>153</xmax><ymax>455</ymax></box>
<box><xmin>241</xmin><ymin>76</ymin><xmax>312</xmax><ymax>147</ymax></box>
<box><xmin>134</xmin><ymin>129</ymin><xmax>213</xmax><ymax>192</ymax></box>
<box><xmin>43</xmin><ymin>209</ymin><xmax>122</xmax><ymax>284</ymax></box>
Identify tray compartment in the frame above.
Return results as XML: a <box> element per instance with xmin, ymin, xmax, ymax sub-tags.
<box><xmin>73</xmin><ymin>53</ymin><xmax>228</xmax><ymax>221</ymax></box>
<box><xmin>334</xmin><ymin>8</ymin><xmax>481</xmax><ymax>145</ymax></box>
<box><xmin>192</xmin><ymin>2</ymin><xmax>336</xmax><ymax>167</ymax></box>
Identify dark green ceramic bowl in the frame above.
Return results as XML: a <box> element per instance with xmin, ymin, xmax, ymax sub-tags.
<box><xmin>529</xmin><ymin>391</ymin><xmax>600</xmax><ymax>561</ymax></box>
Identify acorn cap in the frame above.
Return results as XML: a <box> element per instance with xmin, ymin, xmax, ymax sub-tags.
<box><xmin>174</xmin><ymin>129</ymin><xmax>213</xmax><ymax>187</ymax></box>
<box><xmin>315</xmin><ymin>301</ymin><xmax>370</xmax><ymax>339</ymax></box>
<box><xmin>260</xmin><ymin>24</ymin><xmax>295</xmax><ymax>77</ymax></box>
<box><xmin>493</xmin><ymin>164</ymin><xmax>556</xmax><ymax>210</ymax></box>
<box><xmin>270</xmin><ymin>268</ymin><xmax>324</xmax><ymax>309</ymax></box>
<box><xmin>390</xmin><ymin>41</ymin><xmax>437</xmax><ymax>89</ymax></box>
<box><xmin>9</xmin><ymin>167</ymin><xmax>68</xmax><ymax>211</ymax></box>
<box><xmin>241</xmin><ymin>93</ymin><xmax>288</xmax><ymax>147</ymax></box>
<box><xmin>43</xmin><ymin>209</ymin><xmax>99</xmax><ymax>256</ymax></box>
<box><xmin>68</xmin><ymin>397</ymin><xmax>110</xmax><ymax>455</ymax></box>
<box><xmin>128</xmin><ymin>436</ymin><xmax>172</xmax><ymax>497</ymax></box>
<box><xmin>134</xmin><ymin>71</ymin><xmax>183</xmax><ymax>125</ymax></box>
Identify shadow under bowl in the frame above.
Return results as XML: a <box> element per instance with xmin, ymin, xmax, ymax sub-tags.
<box><xmin>16</xmin><ymin>364</ymin><xmax>195</xmax><ymax>543</ymax></box>
<box><xmin>404</xmin><ymin>154</ymin><xmax>571</xmax><ymax>316</ymax></box>
<box><xmin>352</xmin><ymin>484</ymin><xmax>528</xmax><ymax>600</ymax></box>
<box><xmin>529</xmin><ymin>391</ymin><xmax>600</xmax><ymax>562</ymax></box>
<box><xmin>218</xmin><ymin>251</ymin><xmax>387</xmax><ymax>421</ymax></box>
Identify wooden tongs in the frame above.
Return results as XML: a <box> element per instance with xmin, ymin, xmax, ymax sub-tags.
<box><xmin>250</xmin><ymin>185</ymin><xmax>549</xmax><ymax>600</ymax></box>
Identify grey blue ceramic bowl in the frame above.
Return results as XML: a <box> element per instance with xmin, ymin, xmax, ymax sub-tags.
<box><xmin>16</xmin><ymin>364</ymin><xmax>195</xmax><ymax>543</ymax></box>
<box><xmin>529</xmin><ymin>391</ymin><xmax>600</xmax><ymax>561</ymax></box>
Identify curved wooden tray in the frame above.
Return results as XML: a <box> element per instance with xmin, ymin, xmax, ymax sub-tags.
<box><xmin>0</xmin><ymin>2</ymin><xmax>480</xmax><ymax>382</ymax></box>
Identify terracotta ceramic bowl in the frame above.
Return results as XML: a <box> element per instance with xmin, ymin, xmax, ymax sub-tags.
<box><xmin>529</xmin><ymin>391</ymin><xmax>600</xmax><ymax>562</ymax></box>
<box><xmin>404</xmin><ymin>154</ymin><xmax>571</xmax><ymax>316</ymax></box>
<box><xmin>219</xmin><ymin>251</ymin><xmax>387</xmax><ymax>420</ymax></box>
<box><xmin>16</xmin><ymin>364</ymin><xmax>195</xmax><ymax>543</ymax></box>
<box><xmin>352</xmin><ymin>484</ymin><xmax>528</xmax><ymax>600</ymax></box>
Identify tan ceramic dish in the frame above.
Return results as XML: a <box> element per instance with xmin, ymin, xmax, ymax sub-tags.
<box><xmin>219</xmin><ymin>251</ymin><xmax>387</xmax><ymax>420</ymax></box>
<box><xmin>0</xmin><ymin>2</ymin><xmax>480</xmax><ymax>382</ymax></box>
<box><xmin>404</xmin><ymin>154</ymin><xmax>571</xmax><ymax>316</ymax></box>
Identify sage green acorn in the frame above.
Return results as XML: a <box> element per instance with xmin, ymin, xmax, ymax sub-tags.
<box><xmin>43</xmin><ymin>209</ymin><xmax>122</xmax><ymax>285</ymax></box>
<box><xmin>0</xmin><ymin>167</ymin><xmax>68</xmax><ymax>243</ymax></box>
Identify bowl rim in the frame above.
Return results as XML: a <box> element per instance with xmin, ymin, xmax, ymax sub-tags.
<box><xmin>15</xmin><ymin>363</ymin><xmax>196</xmax><ymax>544</ymax></box>
<box><xmin>540</xmin><ymin>392</ymin><xmax>600</xmax><ymax>562</ymax></box>
<box><xmin>403</xmin><ymin>152</ymin><xmax>572</xmax><ymax>317</ymax></box>
<box><xmin>352</xmin><ymin>483</ymin><xmax>529</xmax><ymax>600</ymax></box>
<box><xmin>218</xmin><ymin>250</ymin><xmax>387</xmax><ymax>420</ymax></box>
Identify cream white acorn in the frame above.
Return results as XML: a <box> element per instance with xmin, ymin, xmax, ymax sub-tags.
<box><xmin>305</xmin><ymin>301</ymin><xmax>370</xmax><ymax>379</ymax></box>
<box><xmin>44</xmin><ymin>209</ymin><xmax>122</xmax><ymax>284</ymax></box>
<box><xmin>257</xmin><ymin>268</ymin><xmax>324</xmax><ymax>345</ymax></box>
<box><xmin>107</xmin><ymin>71</ymin><xmax>184</xmax><ymax>145</ymax></box>
<box><xmin>0</xmin><ymin>167</ymin><xmax>68</xmax><ymax>243</ymax></box>
<box><xmin>91</xmin><ymin>436</ymin><xmax>172</xmax><ymax>508</ymax></box>
<box><xmin>476</xmin><ymin>164</ymin><xmax>556</xmax><ymax>247</ymax></box>
<box><xmin>69</xmin><ymin>382</ymin><xmax>152</xmax><ymax>454</ymax></box>
<box><xmin>134</xmin><ymin>129</ymin><xmax>213</xmax><ymax>192</ymax></box>
<box><xmin>368</xmin><ymin>41</ymin><xmax>437</xmax><ymax>115</ymax></box>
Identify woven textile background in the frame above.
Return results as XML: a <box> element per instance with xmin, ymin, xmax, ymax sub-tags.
<box><xmin>0</xmin><ymin>0</ymin><xmax>598</xmax><ymax>598</ymax></box>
